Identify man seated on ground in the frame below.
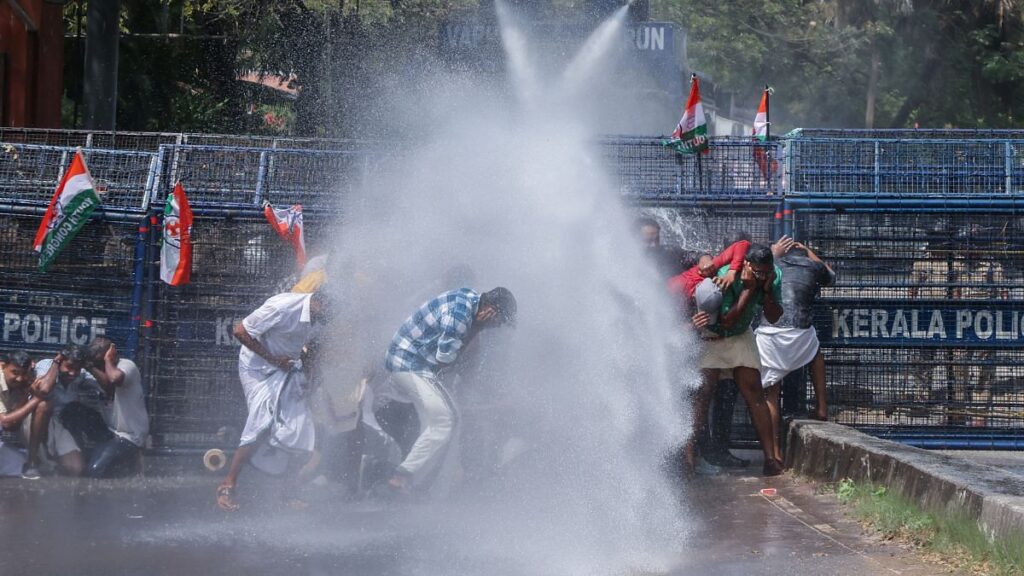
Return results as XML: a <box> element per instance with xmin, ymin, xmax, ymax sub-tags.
<box><xmin>755</xmin><ymin>236</ymin><xmax>836</xmax><ymax>463</ymax></box>
<box><xmin>26</xmin><ymin>344</ymin><xmax>97</xmax><ymax>478</ymax></box>
<box><xmin>381</xmin><ymin>287</ymin><xmax>517</xmax><ymax>496</ymax></box>
<box><xmin>0</xmin><ymin>350</ymin><xmax>39</xmax><ymax>477</ymax></box>
<box><xmin>217</xmin><ymin>289</ymin><xmax>330</xmax><ymax>512</ymax></box>
<box><xmin>83</xmin><ymin>338</ymin><xmax>149</xmax><ymax>477</ymax></box>
<box><xmin>692</xmin><ymin>244</ymin><xmax>785</xmax><ymax>477</ymax></box>
<box><xmin>668</xmin><ymin>234</ymin><xmax>750</xmax><ymax>475</ymax></box>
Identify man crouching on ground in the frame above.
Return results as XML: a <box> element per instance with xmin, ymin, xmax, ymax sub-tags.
<box><xmin>217</xmin><ymin>289</ymin><xmax>330</xmax><ymax>511</ymax></box>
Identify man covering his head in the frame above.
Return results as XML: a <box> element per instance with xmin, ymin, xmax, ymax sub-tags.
<box><xmin>381</xmin><ymin>286</ymin><xmax>517</xmax><ymax>495</ymax></box>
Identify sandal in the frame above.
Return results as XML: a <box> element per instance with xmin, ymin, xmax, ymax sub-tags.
<box><xmin>217</xmin><ymin>484</ymin><xmax>240</xmax><ymax>512</ymax></box>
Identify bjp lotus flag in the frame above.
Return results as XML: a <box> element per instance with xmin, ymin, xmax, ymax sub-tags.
<box><xmin>263</xmin><ymin>201</ymin><xmax>306</xmax><ymax>269</ymax></box>
<box><xmin>160</xmin><ymin>182</ymin><xmax>193</xmax><ymax>286</ymax></box>
<box><xmin>33</xmin><ymin>150</ymin><xmax>102</xmax><ymax>272</ymax></box>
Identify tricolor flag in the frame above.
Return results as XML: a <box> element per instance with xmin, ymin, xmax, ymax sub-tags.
<box><xmin>664</xmin><ymin>73</ymin><xmax>709</xmax><ymax>155</ymax></box>
<box><xmin>752</xmin><ymin>86</ymin><xmax>777</xmax><ymax>180</ymax></box>
<box><xmin>753</xmin><ymin>88</ymin><xmax>769</xmax><ymax>142</ymax></box>
<box><xmin>160</xmin><ymin>182</ymin><xmax>194</xmax><ymax>286</ymax></box>
<box><xmin>33</xmin><ymin>150</ymin><xmax>102</xmax><ymax>272</ymax></box>
<box><xmin>263</xmin><ymin>201</ymin><xmax>306</xmax><ymax>269</ymax></box>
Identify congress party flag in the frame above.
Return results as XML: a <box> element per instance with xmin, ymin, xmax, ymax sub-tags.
<box><xmin>160</xmin><ymin>182</ymin><xmax>194</xmax><ymax>286</ymax></box>
<box><xmin>33</xmin><ymin>150</ymin><xmax>102</xmax><ymax>272</ymax></box>
<box><xmin>663</xmin><ymin>73</ymin><xmax>709</xmax><ymax>155</ymax></box>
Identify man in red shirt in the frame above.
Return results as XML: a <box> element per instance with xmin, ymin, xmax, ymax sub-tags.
<box><xmin>668</xmin><ymin>236</ymin><xmax>751</xmax><ymax>475</ymax></box>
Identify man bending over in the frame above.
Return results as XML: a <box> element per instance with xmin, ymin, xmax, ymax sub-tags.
<box><xmin>382</xmin><ymin>287</ymin><xmax>517</xmax><ymax>495</ymax></box>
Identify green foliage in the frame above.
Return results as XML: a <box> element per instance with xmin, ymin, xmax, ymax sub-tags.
<box><xmin>651</xmin><ymin>0</ymin><xmax>1024</xmax><ymax>129</ymax></box>
<box><xmin>833</xmin><ymin>478</ymin><xmax>1024</xmax><ymax>575</ymax></box>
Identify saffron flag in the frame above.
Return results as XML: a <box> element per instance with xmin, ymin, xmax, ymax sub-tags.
<box><xmin>263</xmin><ymin>201</ymin><xmax>306</xmax><ymax>269</ymax></box>
<box><xmin>752</xmin><ymin>87</ymin><xmax>778</xmax><ymax>180</ymax></box>
<box><xmin>33</xmin><ymin>150</ymin><xmax>102</xmax><ymax>272</ymax></box>
<box><xmin>160</xmin><ymin>182</ymin><xmax>194</xmax><ymax>286</ymax></box>
<box><xmin>664</xmin><ymin>74</ymin><xmax>709</xmax><ymax>155</ymax></box>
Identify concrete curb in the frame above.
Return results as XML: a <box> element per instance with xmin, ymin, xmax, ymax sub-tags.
<box><xmin>786</xmin><ymin>419</ymin><xmax>1024</xmax><ymax>542</ymax></box>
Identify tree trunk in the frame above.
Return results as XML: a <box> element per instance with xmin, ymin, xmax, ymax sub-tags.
<box><xmin>865</xmin><ymin>43</ymin><xmax>880</xmax><ymax>128</ymax></box>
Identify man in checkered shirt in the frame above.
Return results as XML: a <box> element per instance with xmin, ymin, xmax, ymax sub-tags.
<box><xmin>382</xmin><ymin>286</ymin><xmax>516</xmax><ymax>494</ymax></box>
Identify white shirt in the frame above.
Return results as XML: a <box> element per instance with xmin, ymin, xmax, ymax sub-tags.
<box><xmin>105</xmin><ymin>359</ymin><xmax>149</xmax><ymax>447</ymax></box>
<box><xmin>240</xmin><ymin>292</ymin><xmax>317</xmax><ymax>371</ymax></box>
<box><xmin>34</xmin><ymin>359</ymin><xmax>90</xmax><ymax>415</ymax></box>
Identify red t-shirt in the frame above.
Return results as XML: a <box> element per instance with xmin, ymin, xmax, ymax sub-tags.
<box><xmin>666</xmin><ymin>240</ymin><xmax>751</xmax><ymax>298</ymax></box>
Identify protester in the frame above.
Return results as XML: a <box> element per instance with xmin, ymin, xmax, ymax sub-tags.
<box><xmin>26</xmin><ymin>344</ymin><xmax>97</xmax><ymax>478</ymax></box>
<box><xmin>0</xmin><ymin>351</ymin><xmax>38</xmax><ymax>477</ymax></box>
<box><xmin>216</xmin><ymin>290</ymin><xmax>330</xmax><ymax>511</ymax></box>
<box><xmin>755</xmin><ymin>236</ymin><xmax>836</xmax><ymax>461</ymax></box>
<box><xmin>700</xmin><ymin>231</ymin><xmax>754</xmax><ymax>469</ymax></box>
<box><xmin>636</xmin><ymin>217</ymin><xmax>686</xmax><ymax>279</ymax></box>
<box><xmin>692</xmin><ymin>244</ymin><xmax>785</xmax><ymax>476</ymax></box>
<box><xmin>381</xmin><ymin>287</ymin><xmax>517</xmax><ymax>495</ymax></box>
<box><xmin>83</xmin><ymin>338</ymin><xmax>149</xmax><ymax>477</ymax></box>
<box><xmin>668</xmin><ymin>234</ymin><xmax>751</xmax><ymax>474</ymax></box>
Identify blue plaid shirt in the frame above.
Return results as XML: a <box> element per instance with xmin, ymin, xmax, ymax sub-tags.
<box><xmin>385</xmin><ymin>289</ymin><xmax>480</xmax><ymax>374</ymax></box>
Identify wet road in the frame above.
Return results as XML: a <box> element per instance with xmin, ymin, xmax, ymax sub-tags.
<box><xmin>0</xmin><ymin>457</ymin><xmax>958</xmax><ymax>576</ymax></box>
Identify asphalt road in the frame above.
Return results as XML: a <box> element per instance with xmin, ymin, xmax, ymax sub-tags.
<box><xmin>0</xmin><ymin>455</ymin><xmax>959</xmax><ymax>576</ymax></box>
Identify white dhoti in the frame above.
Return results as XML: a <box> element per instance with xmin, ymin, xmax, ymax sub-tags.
<box><xmin>238</xmin><ymin>363</ymin><xmax>315</xmax><ymax>475</ymax></box>
<box><xmin>755</xmin><ymin>326</ymin><xmax>821</xmax><ymax>388</ymax></box>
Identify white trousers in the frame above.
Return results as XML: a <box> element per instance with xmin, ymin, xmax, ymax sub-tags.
<box><xmin>390</xmin><ymin>371</ymin><xmax>456</xmax><ymax>479</ymax></box>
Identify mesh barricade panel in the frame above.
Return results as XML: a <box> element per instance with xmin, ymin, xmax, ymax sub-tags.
<box><xmin>0</xmin><ymin>213</ymin><xmax>138</xmax><ymax>357</ymax></box>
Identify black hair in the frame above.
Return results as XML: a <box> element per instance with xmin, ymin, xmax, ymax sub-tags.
<box><xmin>88</xmin><ymin>337</ymin><xmax>113</xmax><ymax>360</ymax></box>
<box><xmin>60</xmin><ymin>344</ymin><xmax>89</xmax><ymax>367</ymax></box>
<box><xmin>480</xmin><ymin>287</ymin><xmax>517</xmax><ymax>326</ymax></box>
<box><xmin>635</xmin><ymin>217</ymin><xmax>660</xmax><ymax>231</ymax></box>
<box><xmin>745</xmin><ymin>244</ymin><xmax>774</xmax><ymax>266</ymax></box>
<box><xmin>723</xmin><ymin>230</ymin><xmax>752</xmax><ymax>249</ymax></box>
<box><xmin>679</xmin><ymin>250</ymin><xmax>702</xmax><ymax>271</ymax></box>
<box><xmin>1</xmin><ymin>350</ymin><xmax>32</xmax><ymax>369</ymax></box>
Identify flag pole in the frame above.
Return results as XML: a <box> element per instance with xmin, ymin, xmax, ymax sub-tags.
<box><xmin>694</xmin><ymin>73</ymin><xmax>704</xmax><ymax>194</ymax></box>
<box><xmin>764</xmin><ymin>84</ymin><xmax>773</xmax><ymax>193</ymax></box>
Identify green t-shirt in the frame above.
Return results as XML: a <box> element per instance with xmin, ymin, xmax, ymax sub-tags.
<box><xmin>710</xmin><ymin>264</ymin><xmax>783</xmax><ymax>338</ymax></box>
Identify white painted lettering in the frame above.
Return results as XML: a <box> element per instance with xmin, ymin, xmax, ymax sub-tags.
<box><xmin>975</xmin><ymin>311</ymin><xmax>994</xmax><ymax>339</ymax></box>
<box><xmin>853</xmin><ymin>309</ymin><xmax>869</xmax><ymax>338</ymax></box>
<box><xmin>71</xmin><ymin>317</ymin><xmax>90</xmax><ymax>344</ymax></box>
<box><xmin>891</xmin><ymin>310</ymin><xmax>909</xmax><ymax>338</ymax></box>
<box><xmin>21</xmin><ymin>314</ymin><xmax>41</xmax><ymax>343</ymax></box>
<box><xmin>650</xmin><ymin>27</ymin><xmax>664</xmax><ymax>50</ymax></box>
<box><xmin>927</xmin><ymin>310</ymin><xmax>946</xmax><ymax>339</ymax></box>
<box><xmin>90</xmin><ymin>317</ymin><xmax>107</xmax><ymax>342</ymax></box>
<box><xmin>871</xmin><ymin>309</ymin><xmax>889</xmax><ymax>338</ymax></box>
<box><xmin>42</xmin><ymin>315</ymin><xmax>59</xmax><ymax>344</ymax></box>
<box><xmin>2</xmin><ymin>313</ymin><xmax>20</xmax><ymax>341</ymax></box>
<box><xmin>833</xmin><ymin>309</ymin><xmax>850</xmax><ymax>338</ymax></box>
<box><xmin>956</xmin><ymin>310</ymin><xmax>972</xmax><ymax>339</ymax></box>
<box><xmin>995</xmin><ymin>311</ymin><xmax>1014</xmax><ymax>340</ymax></box>
<box><xmin>910</xmin><ymin>310</ymin><xmax>928</xmax><ymax>338</ymax></box>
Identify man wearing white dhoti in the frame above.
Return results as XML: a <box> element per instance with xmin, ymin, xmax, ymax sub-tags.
<box><xmin>755</xmin><ymin>237</ymin><xmax>835</xmax><ymax>462</ymax></box>
<box><xmin>217</xmin><ymin>290</ymin><xmax>329</xmax><ymax>511</ymax></box>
